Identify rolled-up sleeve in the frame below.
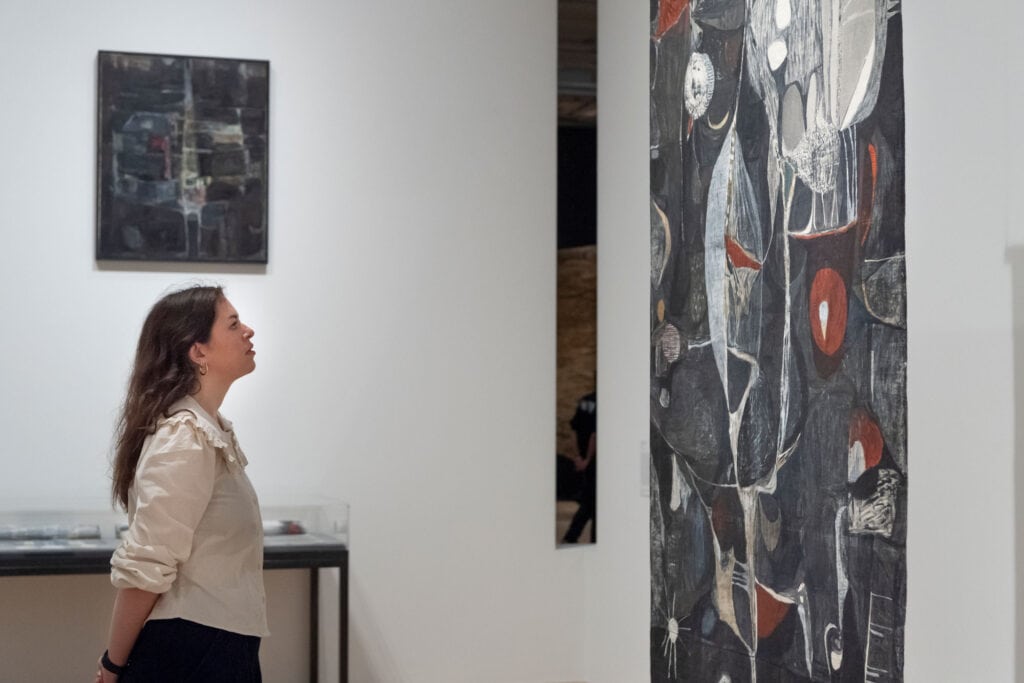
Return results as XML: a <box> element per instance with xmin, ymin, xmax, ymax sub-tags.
<box><xmin>110</xmin><ymin>417</ymin><xmax>216</xmax><ymax>593</ymax></box>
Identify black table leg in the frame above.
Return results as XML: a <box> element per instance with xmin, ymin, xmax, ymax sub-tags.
<box><xmin>340</xmin><ymin>557</ymin><xmax>348</xmax><ymax>683</ymax></box>
<box><xmin>310</xmin><ymin>568</ymin><xmax>319</xmax><ymax>683</ymax></box>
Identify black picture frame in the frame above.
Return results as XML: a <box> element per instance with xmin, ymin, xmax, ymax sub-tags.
<box><xmin>96</xmin><ymin>50</ymin><xmax>270</xmax><ymax>263</ymax></box>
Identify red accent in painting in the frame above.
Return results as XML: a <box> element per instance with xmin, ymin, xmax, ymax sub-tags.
<box><xmin>711</xmin><ymin>494</ymin><xmax>729</xmax><ymax>536</ymax></box>
<box><xmin>756</xmin><ymin>584</ymin><xmax>791</xmax><ymax>639</ymax></box>
<box><xmin>868</xmin><ymin>144</ymin><xmax>878</xmax><ymax>190</ymax></box>
<box><xmin>655</xmin><ymin>0</ymin><xmax>689</xmax><ymax>38</ymax></box>
<box><xmin>726</xmin><ymin>236</ymin><xmax>762</xmax><ymax>271</ymax></box>
<box><xmin>861</xmin><ymin>144</ymin><xmax>878</xmax><ymax>245</ymax></box>
<box><xmin>809</xmin><ymin>268</ymin><xmax>847</xmax><ymax>356</ymax></box>
<box><xmin>850</xmin><ymin>409</ymin><xmax>884</xmax><ymax>470</ymax></box>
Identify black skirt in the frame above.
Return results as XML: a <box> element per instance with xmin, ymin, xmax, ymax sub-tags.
<box><xmin>120</xmin><ymin>618</ymin><xmax>261</xmax><ymax>683</ymax></box>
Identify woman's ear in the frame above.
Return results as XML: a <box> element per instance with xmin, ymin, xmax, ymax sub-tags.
<box><xmin>189</xmin><ymin>342</ymin><xmax>206</xmax><ymax>365</ymax></box>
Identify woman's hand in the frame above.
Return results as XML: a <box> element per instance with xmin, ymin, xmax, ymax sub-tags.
<box><xmin>95</xmin><ymin>657</ymin><xmax>118</xmax><ymax>683</ymax></box>
<box><xmin>102</xmin><ymin>588</ymin><xmax>157</xmax><ymax>683</ymax></box>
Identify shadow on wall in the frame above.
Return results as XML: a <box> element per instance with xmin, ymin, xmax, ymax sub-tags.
<box><xmin>348</xmin><ymin>573</ymin><xmax>404</xmax><ymax>683</ymax></box>
<box><xmin>1008</xmin><ymin>245</ymin><xmax>1024</xmax><ymax>683</ymax></box>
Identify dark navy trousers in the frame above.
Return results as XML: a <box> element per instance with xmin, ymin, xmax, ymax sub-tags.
<box><xmin>120</xmin><ymin>618</ymin><xmax>261</xmax><ymax>683</ymax></box>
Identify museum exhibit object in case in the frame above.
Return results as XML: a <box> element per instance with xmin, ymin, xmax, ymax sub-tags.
<box><xmin>649</xmin><ymin>0</ymin><xmax>907</xmax><ymax>680</ymax></box>
<box><xmin>0</xmin><ymin>501</ymin><xmax>349</xmax><ymax>683</ymax></box>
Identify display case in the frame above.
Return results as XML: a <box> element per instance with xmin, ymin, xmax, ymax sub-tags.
<box><xmin>261</xmin><ymin>500</ymin><xmax>350</xmax><ymax>551</ymax></box>
<box><xmin>0</xmin><ymin>506</ymin><xmax>128</xmax><ymax>572</ymax></box>
<box><xmin>0</xmin><ymin>501</ymin><xmax>349</xmax><ymax>683</ymax></box>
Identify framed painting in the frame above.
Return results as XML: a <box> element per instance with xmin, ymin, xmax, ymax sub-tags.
<box><xmin>96</xmin><ymin>51</ymin><xmax>269</xmax><ymax>263</ymax></box>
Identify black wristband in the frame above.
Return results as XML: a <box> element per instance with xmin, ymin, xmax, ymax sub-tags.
<box><xmin>101</xmin><ymin>650</ymin><xmax>126</xmax><ymax>676</ymax></box>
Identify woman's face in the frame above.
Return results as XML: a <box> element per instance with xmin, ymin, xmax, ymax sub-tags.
<box><xmin>198</xmin><ymin>297</ymin><xmax>256</xmax><ymax>382</ymax></box>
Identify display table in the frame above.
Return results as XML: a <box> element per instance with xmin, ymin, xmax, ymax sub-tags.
<box><xmin>0</xmin><ymin>509</ymin><xmax>348</xmax><ymax>683</ymax></box>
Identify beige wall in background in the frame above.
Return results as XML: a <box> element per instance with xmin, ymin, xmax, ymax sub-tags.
<box><xmin>0</xmin><ymin>572</ymin><xmax>316</xmax><ymax>682</ymax></box>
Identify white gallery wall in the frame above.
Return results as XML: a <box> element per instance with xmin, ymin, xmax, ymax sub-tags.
<box><xmin>0</xmin><ymin>0</ymin><xmax>1020</xmax><ymax>681</ymax></box>
<box><xmin>0</xmin><ymin>2</ymin><xmax>586</xmax><ymax>682</ymax></box>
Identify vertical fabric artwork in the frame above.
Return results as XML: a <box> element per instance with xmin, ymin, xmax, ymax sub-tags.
<box><xmin>97</xmin><ymin>51</ymin><xmax>269</xmax><ymax>263</ymax></box>
<box><xmin>649</xmin><ymin>1</ymin><xmax>905</xmax><ymax>681</ymax></box>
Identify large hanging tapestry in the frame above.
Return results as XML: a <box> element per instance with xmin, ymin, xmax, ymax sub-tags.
<box><xmin>649</xmin><ymin>1</ymin><xmax>905</xmax><ymax>681</ymax></box>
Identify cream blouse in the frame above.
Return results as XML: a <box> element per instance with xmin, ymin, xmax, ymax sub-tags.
<box><xmin>110</xmin><ymin>395</ymin><xmax>269</xmax><ymax>637</ymax></box>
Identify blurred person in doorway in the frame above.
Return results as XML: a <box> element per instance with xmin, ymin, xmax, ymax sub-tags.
<box><xmin>562</xmin><ymin>391</ymin><xmax>596</xmax><ymax>543</ymax></box>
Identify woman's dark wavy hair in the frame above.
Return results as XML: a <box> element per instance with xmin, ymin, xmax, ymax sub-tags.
<box><xmin>112</xmin><ymin>286</ymin><xmax>224</xmax><ymax>509</ymax></box>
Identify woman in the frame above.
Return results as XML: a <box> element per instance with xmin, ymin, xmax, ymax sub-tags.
<box><xmin>95</xmin><ymin>285</ymin><xmax>267</xmax><ymax>683</ymax></box>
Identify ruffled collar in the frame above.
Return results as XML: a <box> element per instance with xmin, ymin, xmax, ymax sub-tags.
<box><xmin>163</xmin><ymin>395</ymin><xmax>248</xmax><ymax>467</ymax></box>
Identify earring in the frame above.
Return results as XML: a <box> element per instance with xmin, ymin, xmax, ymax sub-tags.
<box><xmin>199</xmin><ymin>361</ymin><xmax>208</xmax><ymax>376</ymax></box>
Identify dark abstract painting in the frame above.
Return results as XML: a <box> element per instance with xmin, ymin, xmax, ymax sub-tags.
<box><xmin>96</xmin><ymin>51</ymin><xmax>269</xmax><ymax>262</ymax></box>
<box><xmin>650</xmin><ymin>1</ymin><xmax>905</xmax><ymax>681</ymax></box>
